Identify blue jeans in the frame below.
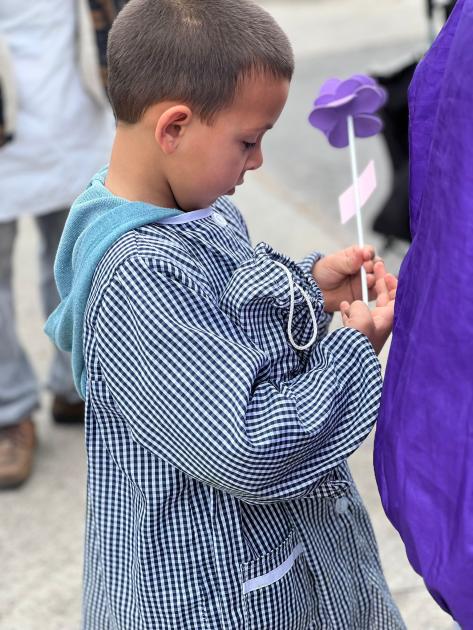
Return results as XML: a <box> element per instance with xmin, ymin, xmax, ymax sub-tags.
<box><xmin>0</xmin><ymin>209</ymin><xmax>80</xmax><ymax>427</ymax></box>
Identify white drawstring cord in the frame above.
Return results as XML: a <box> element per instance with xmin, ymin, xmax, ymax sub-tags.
<box><xmin>273</xmin><ymin>261</ymin><xmax>318</xmax><ymax>351</ymax></box>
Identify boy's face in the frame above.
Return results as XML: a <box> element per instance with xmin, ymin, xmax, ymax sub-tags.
<box><xmin>169</xmin><ymin>75</ymin><xmax>290</xmax><ymax>210</ymax></box>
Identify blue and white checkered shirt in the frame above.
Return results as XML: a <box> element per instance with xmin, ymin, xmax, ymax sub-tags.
<box><xmin>82</xmin><ymin>196</ymin><xmax>405</xmax><ymax>629</ymax></box>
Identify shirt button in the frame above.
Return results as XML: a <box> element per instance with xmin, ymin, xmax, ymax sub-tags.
<box><xmin>212</xmin><ymin>212</ymin><xmax>227</xmax><ymax>227</ymax></box>
<box><xmin>335</xmin><ymin>496</ymin><xmax>349</xmax><ymax>515</ymax></box>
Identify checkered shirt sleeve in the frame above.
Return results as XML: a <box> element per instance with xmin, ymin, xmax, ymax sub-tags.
<box><xmin>95</xmin><ymin>254</ymin><xmax>381</xmax><ymax>504</ymax></box>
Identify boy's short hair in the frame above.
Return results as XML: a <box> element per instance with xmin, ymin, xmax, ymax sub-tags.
<box><xmin>107</xmin><ymin>0</ymin><xmax>294</xmax><ymax>124</ymax></box>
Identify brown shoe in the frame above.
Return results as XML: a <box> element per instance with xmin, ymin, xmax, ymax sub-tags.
<box><xmin>0</xmin><ymin>417</ymin><xmax>36</xmax><ymax>489</ymax></box>
<box><xmin>52</xmin><ymin>395</ymin><xmax>85</xmax><ymax>425</ymax></box>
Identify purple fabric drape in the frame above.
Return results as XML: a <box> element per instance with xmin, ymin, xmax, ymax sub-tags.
<box><xmin>374</xmin><ymin>1</ymin><xmax>473</xmax><ymax>627</ymax></box>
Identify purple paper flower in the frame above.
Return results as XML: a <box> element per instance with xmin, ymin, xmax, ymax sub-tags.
<box><xmin>309</xmin><ymin>74</ymin><xmax>387</xmax><ymax>148</ymax></box>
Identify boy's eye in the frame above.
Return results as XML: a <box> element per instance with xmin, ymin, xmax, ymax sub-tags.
<box><xmin>243</xmin><ymin>141</ymin><xmax>257</xmax><ymax>150</ymax></box>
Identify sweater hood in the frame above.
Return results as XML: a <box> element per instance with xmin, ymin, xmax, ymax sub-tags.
<box><xmin>44</xmin><ymin>167</ymin><xmax>182</xmax><ymax>398</ymax></box>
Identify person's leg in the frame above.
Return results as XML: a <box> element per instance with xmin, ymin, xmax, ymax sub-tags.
<box><xmin>0</xmin><ymin>219</ymin><xmax>39</xmax><ymax>422</ymax></box>
<box><xmin>0</xmin><ymin>219</ymin><xmax>38</xmax><ymax>488</ymax></box>
<box><xmin>36</xmin><ymin>209</ymin><xmax>84</xmax><ymax>423</ymax></box>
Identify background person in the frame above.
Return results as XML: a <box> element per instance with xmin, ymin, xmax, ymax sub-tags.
<box><xmin>0</xmin><ymin>0</ymin><xmax>118</xmax><ymax>489</ymax></box>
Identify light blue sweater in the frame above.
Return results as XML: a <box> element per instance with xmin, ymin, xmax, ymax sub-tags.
<box><xmin>44</xmin><ymin>167</ymin><xmax>182</xmax><ymax>398</ymax></box>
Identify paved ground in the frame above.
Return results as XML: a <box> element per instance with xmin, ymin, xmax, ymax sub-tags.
<box><xmin>0</xmin><ymin>1</ymin><xmax>456</xmax><ymax>628</ymax></box>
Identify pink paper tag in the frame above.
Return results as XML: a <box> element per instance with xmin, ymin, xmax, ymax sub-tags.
<box><xmin>339</xmin><ymin>160</ymin><xmax>377</xmax><ymax>224</ymax></box>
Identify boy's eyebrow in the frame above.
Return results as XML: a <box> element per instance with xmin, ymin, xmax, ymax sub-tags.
<box><xmin>244</xmin><ymin>124</ymin><xmax>274</xmax><ymax>133</ymax></box>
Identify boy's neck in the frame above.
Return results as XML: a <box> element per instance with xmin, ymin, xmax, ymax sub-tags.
<box><xmin>105</xmin><ymin>124</ymin><xmax>179</xmax><ymax>209</ymax></box>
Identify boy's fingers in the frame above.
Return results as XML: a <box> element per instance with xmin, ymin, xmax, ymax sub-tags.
<box><xmin>349</xmin><ymin>300</ymin><xmax>371</xmax><ymax>316</ymax></box>
<box><xmin>375</xmin><ymin>273</ymin><xmax>390</xmax><ymax>307</ymax></box>
<box><xmin>367</xmin><ymin>275</ymin><xmax>378</xmax><ymax>301</ymax></box>
<box><xmin>380</xmin><ymin>299</ymin><xmax>395</xmax><ymax>322</ymax></box>
<box><xmin>377</xmin><ymin>292</ymin><xmax>389</xmax><ymax>308</ymax></box>
<box><xmin>340</xmin><ymin>300</ymin><xmax>350</xmax><ymax>319</ymax></box>
<box><xmin>363</xmin><ymin>253</ymin><xmax>382</xmax><ymax>275</ymax></box>
<box><xmin>373</xmin><ymin>260</ymin><xmax>387</xmax><ymax>280</ymax></box>
<box><xmin>385</xmin><ymin>273</ymin><xmax>398</xmax><ymax>292</ymax></box>
<box><xmin>342</xmin><ymin>247</ymin><xmax>363</xmax><ymax>274</ymax></box>
<box><xmin>341</xmin><ymin>245</ymin><xmax>375</xmax><ymax>275</ymax></box>
<box><xmin>366</xmin><ymin>261</ymin><xmax>390</xmax><ymax>302</ymax></box>
<box><xmin>374</xmin><ymin>261</ymin><xmax>391</xmax><ymax>303</ymax></box>
<box><xmin>362</xmin><ymin>245</ymin><xmax>376</xmax><ymax>261</ymax></box>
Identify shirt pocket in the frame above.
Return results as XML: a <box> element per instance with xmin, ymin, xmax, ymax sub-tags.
<box><xmin>241</xmin><ymin>528</ymin><xmax>319</xmax><ymax>630</ymax></box>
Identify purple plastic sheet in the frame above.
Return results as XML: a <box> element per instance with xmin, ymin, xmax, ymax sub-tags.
<box><xmin>374</xmin><ymin>1</ymin><xmax>473</xmax><ymax>627</ymax></box>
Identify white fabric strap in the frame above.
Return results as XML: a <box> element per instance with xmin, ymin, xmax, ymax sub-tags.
<box><xmin>243</xmin><ymin>543</ymin><xmax>304</xmax><ymax>594</ymax></box>
<box><xmin>274</xmin><ymin>262</ymin><xmax>318</xmax><ymax>351</ymax></box>
<box><xmin>157</xmin><ymin>207</ymin><xmax>214</xmax><ymax>225</ymax></box>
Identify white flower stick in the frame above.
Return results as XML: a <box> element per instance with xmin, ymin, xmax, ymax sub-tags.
<box><xmin>347</xmin><ymin>115</ymin><xmax>369</xmax><ymax>304</ymax></box>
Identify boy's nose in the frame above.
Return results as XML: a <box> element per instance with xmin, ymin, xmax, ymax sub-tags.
<box><xmin>246</xmin><ymin>147</ymin><xmax>264</xmax><ymax>171</ymax></box>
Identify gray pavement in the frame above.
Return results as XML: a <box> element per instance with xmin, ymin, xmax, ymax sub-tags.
<box><xmin>0</xmin><ymin>1</ymin><xmax>455</xmax><ymax>628</ymax></box>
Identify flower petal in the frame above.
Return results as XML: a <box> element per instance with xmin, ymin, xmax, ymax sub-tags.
<box><xmin>314</xmin><ymin>93</ymin><xmax>338</xmax><ymax>106</ymax></box>
<box><xmin>327</xmin><ymin>119</ymin><xmax>350</xmax><ymax>148</ymax></box>
<box><xmin>325</xmin><ymin>94</ymin><xmax>356</xmax><ymax>108</ymax></box>
<box><xmin>318</xmin><ymin>77</ymin><xmax>341</xmax><ymax>98</ymax></box>
<box><xmin>353</xmin><ymin>114</ymin><xmax>383</xmax><ymax>138</ymax></box>
<box><xmin>351</xmin><ymin>74</ymin><xmax>376</xmax><ymax>87</ymax></box>
<box><xmin>352</xmin><ymin>85</ymin><xmax>387</xmax><ymax>114</ymax></box>
<box><xmin>336</xmin><ymin>77</ymin><xmax>365</xmax><ymax>99</ymax></box>
<box><xmin>308</xmin><ymin>107</ymin><xmax>340</xmax><ymax>132</ymax></box>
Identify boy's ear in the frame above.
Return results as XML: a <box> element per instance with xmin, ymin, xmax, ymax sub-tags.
<box><xmin>155</xmin><ymin>105</ymin><xmax>193</xmax><ymax>154</ymax></box>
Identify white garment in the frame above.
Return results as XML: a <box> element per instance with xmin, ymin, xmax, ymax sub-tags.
<box><xmin>0</xmin><ymin>0</ymin><xmax>114</xmax><ymax>220</ymax></box>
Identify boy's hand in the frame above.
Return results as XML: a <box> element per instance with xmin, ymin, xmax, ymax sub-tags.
<box><xmin>312</xmin><ymin>245</ymin><xmax>385</xmax><ymax>312</ymax></box>
<box><xmin>340</xmin><ymin>270</ymin><xmax>397</xmax><ymax>355</ymax></box>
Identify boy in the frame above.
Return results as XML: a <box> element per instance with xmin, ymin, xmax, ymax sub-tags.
<box><xmin>46</xmin><ymin>0</ymin><xmax>403</xmax><ymax>628</ymax></box>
